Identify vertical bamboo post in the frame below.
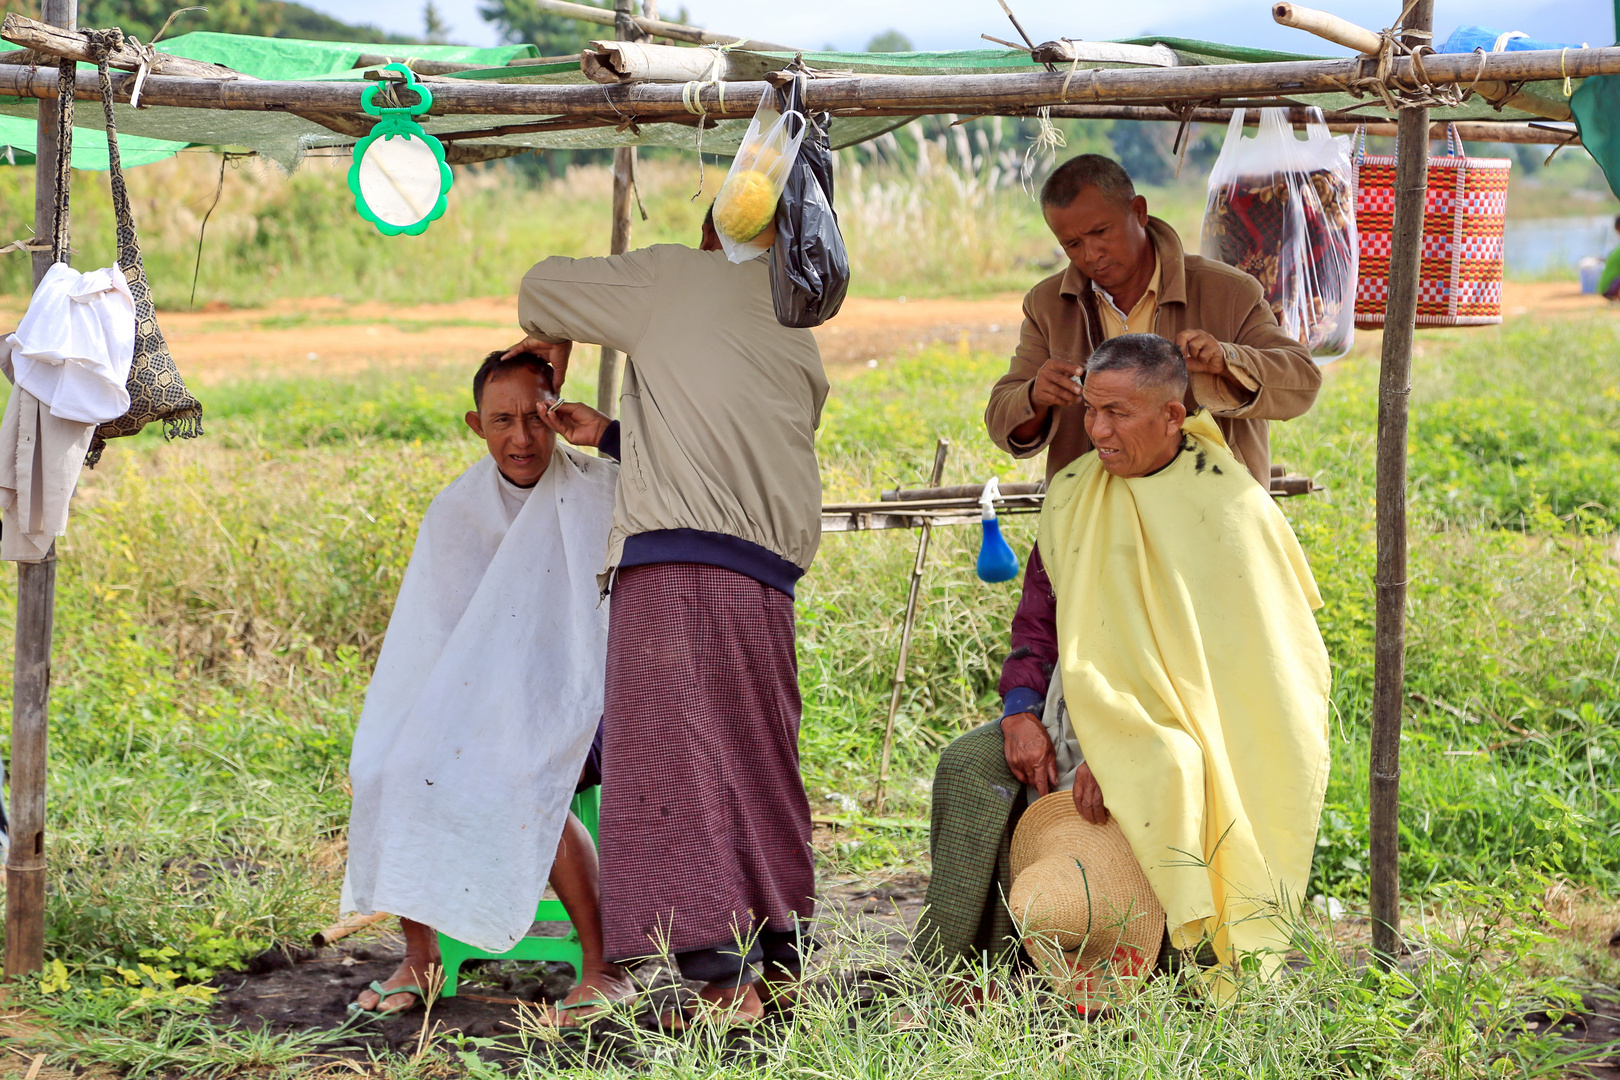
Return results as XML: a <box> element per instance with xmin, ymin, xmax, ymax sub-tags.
<box><xmin>6</xmin><ymin>0</ymin><xmax>75</xmax><ymax>983</ymax></box>
<box><xmin>872</xmin><ymin>439</ymin><xmax>950</xmax><ymax>817</ymax></box>
<box><xmin>1368</xmin><ymin>0</ymin><xmax>1432</xmax><ymax>968</ymax></box>
<box><xmin>595</xmin><ymin>0</ymin><xmax>643</xmax><ymax>419</ymax></box>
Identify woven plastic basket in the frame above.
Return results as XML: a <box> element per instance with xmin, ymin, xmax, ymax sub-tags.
<box><xmin>1353</xmin><ymin>127</ymin><xmax>1512</xmax><ymax>329</ymax></box>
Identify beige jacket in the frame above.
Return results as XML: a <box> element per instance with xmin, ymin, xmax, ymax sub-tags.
<box><xmin>984</xmin><ymin>218</ymin><xmax>1320</xmax><ymax>485</ymax></box>
<box><xmin>519</xmin><ymin>245</ymin><xmax>829</xmax><ymax>575</ymax></box>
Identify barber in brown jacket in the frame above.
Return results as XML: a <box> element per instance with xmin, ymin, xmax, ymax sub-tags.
<box><xmin>985</xmin><ymin>154</ymin><xmax>1320</xmax><ymax>486</ymax></box>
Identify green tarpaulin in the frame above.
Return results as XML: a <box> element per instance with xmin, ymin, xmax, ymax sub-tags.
<box><xmin>0</xmin><ymin>112</ymin><xmax>187</xmax><ymax>168</ymax></box>
<box><xmin>1573</xmin><ymin>74</ymin><xmax>1620</xmax><ymax>199</ymax></box>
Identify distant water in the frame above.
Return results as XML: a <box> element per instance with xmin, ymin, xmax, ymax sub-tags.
<box><xmin>1502</xmin><ymin>215</ymin><xmax>1617</xmax><ymax>276</ymax></box>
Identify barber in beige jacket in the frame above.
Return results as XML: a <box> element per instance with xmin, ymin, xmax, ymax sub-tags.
<box><xmin>504</xmin><ymin>210</ymin><xmax>828</xmax><ymax>1028</ymax></box>
<box><xmin>985</xmin><ymin>154</ymin><xmax>1320</xmax><ymax>486</ymax></box>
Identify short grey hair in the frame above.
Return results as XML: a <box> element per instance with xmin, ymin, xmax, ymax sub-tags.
<box><xmin>1041</xmin><ymin>154</ymin><xmax>1136</xmax><ymax>210</ymax></box>
<box><xmin>1085</xmin><ymin>333</ymin><xmax>1188</xmax><ymax>402</ymax></box>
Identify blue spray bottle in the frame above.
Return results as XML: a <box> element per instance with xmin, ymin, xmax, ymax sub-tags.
<box><xmin>975</xmin><ymin>476</ymin><xmax>1021</xmax><ymax>583</ymax></box>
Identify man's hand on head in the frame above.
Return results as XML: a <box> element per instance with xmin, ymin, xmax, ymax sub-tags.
<box><xmin>1029</xmin><ymin>356</ymin><xmax>1087</xmax><ymax>410</ymax></box>
<box><xmin>504</xmin><ymin>337</ymin><xmax>573</xmax><ymax>392</ymax></box>
<box><xmin>1174</xmin><ymin>329</ymin><xmax>1228</xmax><ymax>378</ymax></box>
<box><xmin>1011</xmin><ymin>356</ymin><xmax>1087</xmax><ymax>443</ymax></box>
<box><xmin>1001</xmin><ymin>711</ymin><xmax>1059</xmax><ymax>796</ymax></box>
<box><xmin>1072</xmin><ymin>761</ymin><xmax>1108</xmax><ymax>825</ymax></box>
<box><xmin>539</xmin><ymin>400</ymin><xmax>611</xmax><ymax>448</ymax></box>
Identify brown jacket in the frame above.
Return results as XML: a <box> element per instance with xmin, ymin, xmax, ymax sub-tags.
<box><xmin>984</xmin><ymin>218</ymin><xmax>1320</xmax><ymax>485</ymax></box>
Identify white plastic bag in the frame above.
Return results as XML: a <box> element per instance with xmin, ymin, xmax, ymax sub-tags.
<box><xmin>1200</xmin><ymin>108</ymin><xmax>1358</xmax><ymax>362</ymax></box>
<box><xmin>714</xmin><ymin>86</ymin><xmax>805</xmax><ymax>263</ymax></box>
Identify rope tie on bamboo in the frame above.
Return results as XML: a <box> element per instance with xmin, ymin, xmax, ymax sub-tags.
<box><xmin>125</xmin><ymin>38</ymin><xmax>161</xmax><ymax>108</ymax></box>
<box><xmin>1058</xmin><ymin>45</ymin><xmax>1081</xmax><ymax>102</ymax></box>
<box><xmin>680</xmin><ymin>44</ymin><xmax>729</xmax><ymax>117</ymax></box>
<box><xmin>1560</xmin><ymin>48</ymin><xmax>1573</xmax><ymax>97</ymax></box>
<box><xmin>1334</xmin><ymin>4</ymin><xmax>1478</xmax><ymax>112</ymax></box>
<box><xmin>1022</xmin><ymin>106</ymin><xmax>1065</xmax><ymax>193</ymax></box>
<box><xmin>0</xmin><ymin>238</ymin><xmax>55</xmax><ymax>256</ymax></box>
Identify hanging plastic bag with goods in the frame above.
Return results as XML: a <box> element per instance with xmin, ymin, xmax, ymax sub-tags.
<box><xmin>713</xmin><ymin>85</ymin><xmax>806</xmax><ymax>263</ymax></box>
<box><xmin>1201</xmin><ymin>108</ymin><xmax>1357</xmax><ymax>362</ymax></box>
<box><xmin>769</xmin><ymin>74</ymin><xmax>850</xmax><ymax>327</ymax></box>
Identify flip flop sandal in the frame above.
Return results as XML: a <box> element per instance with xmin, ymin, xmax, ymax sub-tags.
<box><xmin>348</xmin><ymin>981</ymin><xmax>426</xmax><ymax>1016</ymax></box>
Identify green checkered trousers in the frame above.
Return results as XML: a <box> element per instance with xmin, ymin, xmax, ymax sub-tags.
<box><xmin>914</xmin><ymin>723</ymin><xmax>1215</xmax><ymax>978</ymax></box>
<box><xmin>912</xmin><ymin>720</ymin><xmax>1028</xmax><ymax>970</ymax></box>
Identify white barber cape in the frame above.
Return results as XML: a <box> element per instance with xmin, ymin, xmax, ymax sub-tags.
<box><xmin>341</xmin><ymin>446</ymin><xmax>616</xmax><ymax>951</ymax></box>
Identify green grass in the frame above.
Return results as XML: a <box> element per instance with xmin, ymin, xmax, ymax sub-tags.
<box><xmin>0</xmin><ymin>314</ymin><xmax>1616</xmax><ymax>1075</ymax></box>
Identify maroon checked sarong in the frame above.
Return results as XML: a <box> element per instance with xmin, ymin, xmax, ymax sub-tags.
<box><xmin>599</xmin><ymin>562</ymin><xmax>815</xmax><ymax>964</ymax></box>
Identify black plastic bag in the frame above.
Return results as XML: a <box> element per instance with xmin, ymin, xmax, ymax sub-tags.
<box><xmin>770</xmin><ymin>75</ymin><xmax>849</xmax><ymax>328</ymax></box>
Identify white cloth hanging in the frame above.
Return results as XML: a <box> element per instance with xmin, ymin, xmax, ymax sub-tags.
<box><xmin>4</xmin><ymin>261</ymin><xmax>134</xmax><ymax>425</ymax></box>
<box><xmin>341</xmin><ymin>447</ymin><xmax>617</xmax><ymax>952</ymax></box>
<box><xmin>0</xmin><ymin>380</ymin><xmax>94</xmax><ymax>563</ymax></box>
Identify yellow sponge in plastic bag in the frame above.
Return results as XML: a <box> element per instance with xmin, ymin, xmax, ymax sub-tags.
<box><xmin>714</xmin><ymin>169</ymin><xmax>778</xmax><ymax>242</ymax></box>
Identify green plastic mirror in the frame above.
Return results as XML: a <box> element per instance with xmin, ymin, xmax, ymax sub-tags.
<box><xmin>348</xmin><ymin>64</ymin><xmax>452</xmax><ymax>236</ymax></box>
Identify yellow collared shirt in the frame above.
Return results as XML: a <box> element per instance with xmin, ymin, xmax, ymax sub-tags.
<box><xmin>1092</xmin><ymin>257</ymin><xmax>1161</xmax><ymax>340</ymax></box>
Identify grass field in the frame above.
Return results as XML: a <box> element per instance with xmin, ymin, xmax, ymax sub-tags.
<box><xmin>0</xmin><ymin>142</ymin><xmax>1616</xmax><ymax>1073</ymax></box>
<box><xmin>0</xmin><ymin>296</ymin><xmax>1612</xmax><ymax>1074</ymax></box>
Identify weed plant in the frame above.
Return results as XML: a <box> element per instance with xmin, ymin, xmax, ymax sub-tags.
<box><xmin>0</xmin><ymin>313</ymin><xmax>1614</xmax><ymax>1073</ymax></box>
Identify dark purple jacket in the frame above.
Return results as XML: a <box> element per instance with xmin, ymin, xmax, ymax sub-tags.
<box><xmin>998</xmin><ymin>544</ymin><xmax>1059</xmax><ymax>718</ymax></box>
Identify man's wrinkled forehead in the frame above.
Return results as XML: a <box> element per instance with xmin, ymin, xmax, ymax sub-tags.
<box><xmin>1082</xmin><ymin>369</ymin><xmax>1155</xmax><ymax>408</ymax></box>
<box><xmin>479</xmin><ymin>365</ymin><xmax>552</xmax><ymax>412</ymax></box>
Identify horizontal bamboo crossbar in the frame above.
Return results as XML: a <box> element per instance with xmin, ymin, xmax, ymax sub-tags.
<box><xmin>0</xmin><ymin>45</ymin><xmax>1612</xmax><ymax>121</ymax></box>
<box><xmin>1039</xmin><ymin>105</ymin><xmax>1580</xmax><ymax>145</ymax></box>
<box><xmin>0</xmin><ymin>13</ymin><xmax>246</xmax><ymax>79</ymax></box>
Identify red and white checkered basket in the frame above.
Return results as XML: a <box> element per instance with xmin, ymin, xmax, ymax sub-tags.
<box><xmin>1353</xmin><ymin>126</ymin><xmax>1512</xmax><ymax>329</ymax></box>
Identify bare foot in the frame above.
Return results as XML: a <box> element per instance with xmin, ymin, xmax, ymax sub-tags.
<box><xmin>660</xmin><ymin>981</ymin><xmax>765</xmax><ymax>1032</ymax></box>
<box><xmin>354</xmin><ymin>919</ymin><xmax>440</xmax><ymax>1015</ymax></box>
<box><xmin>550</xmin><ymin>966</ymin><xmax>637</xmax><ymax>1027</ymax></box>
<box><xmin>757</xmin><ymin>964</ymin><xmax>801</xmax><ymax>1014</ymax></box>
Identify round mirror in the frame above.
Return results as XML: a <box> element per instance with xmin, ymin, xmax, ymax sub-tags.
<box><xmin>356</xmin><ymin>134</ymin><xmax>445</xmax><ymax>230</ymax></box>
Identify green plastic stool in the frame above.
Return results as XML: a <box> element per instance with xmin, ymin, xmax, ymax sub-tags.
<box><xmin>437</xmin><ymin>786</ymin><xmax>600</xmax><ymax>997</ymax></box>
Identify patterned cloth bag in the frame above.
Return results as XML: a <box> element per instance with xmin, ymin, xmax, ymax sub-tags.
<box><xmin>1353</xmin><ymin>126</ymin><xmax>1512</xmax><ymax>329</ymax></box>
<box><xmin>82</xmin><ymin>31</ymin><xmax>203</xmax><ymax>464</ymax></box>
<box><xmin>1201</xmin><ymin>108</ymin><xmax>1358</xmax><ymax>362</ymax></box>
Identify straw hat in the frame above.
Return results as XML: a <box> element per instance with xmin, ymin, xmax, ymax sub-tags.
<box><xmin>1008</xmin><ymin>792</ymin><xmax>1166</xmax><ymax>1011</ymax></box>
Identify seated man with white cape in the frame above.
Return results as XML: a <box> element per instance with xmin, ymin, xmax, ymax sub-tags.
<box><xmin>341</xmin><ymin>350</ymin><xmax>627</xmax><ymax>1020</ymax></box>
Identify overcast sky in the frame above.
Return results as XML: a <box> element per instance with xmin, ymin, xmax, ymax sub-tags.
<box><xmin>306</xmin><ymin>0</ymin><xmax>1611</xmax><ymax>53</ymax></box>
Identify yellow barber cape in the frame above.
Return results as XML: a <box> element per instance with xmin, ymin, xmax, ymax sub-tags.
<box><xmin>1038</xmin><ymin>411</ymin><xmax>1330</xmax><ymax>986</ymax></box>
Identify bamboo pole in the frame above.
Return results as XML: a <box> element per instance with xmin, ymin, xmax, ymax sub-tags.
<box><xmin>1369</xmin><ymin>0</ymin><xmax>1432</xmax><ymax>969</ymax></box>
<box><xmin>1271</xmin><ymin>3</ymin><xmax>1382</xmax><ymax>53</ymax></box>
<box><xmin>533</xmin><ymin>0</ymin><xmax>796</xmax><ymax>52</ymax></box>
<box><xmin>4</xmin><ymin>0</ymin><xmax>72</xmax><ymax>988</ymax></box>
<box><xmin>873</xmin><ymin>440</ymin><xmax>950</xmax><ymax>817</ymax></box>
<box><xmin>0</xmin><ymin>14</ymin><xmax>246</xmax><ymax>79</ymax></box>
<box><xmin>1264</xmin><ymin>4</ymin><xmax>1572</xmax><ymax>120</ymax></box>
<box><xmin>596</xmin><ymin>0</ymin><xmax>641</xmax><ymax>419</ymax></box>
<box><xmin>1</xmin><ymin>45</ymin><xmax>1614</xmax><ymax>119</ymax></box>
<box><xmin>1035</xmin><ymin>105</ymin><xmax>1579</xmax><ymax>145</ymax></box>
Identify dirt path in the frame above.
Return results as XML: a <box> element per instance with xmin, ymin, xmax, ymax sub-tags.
<box><xmin>1</xmin><ymin>282</ymin><xmax>1606</xmax><ymax>389</ymax></box>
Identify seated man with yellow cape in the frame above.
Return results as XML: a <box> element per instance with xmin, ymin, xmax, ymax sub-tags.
<box><xmin>920</xmin><ymin>332</ymin><xmax>1331</xmax><ymax>989</ymax></box>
